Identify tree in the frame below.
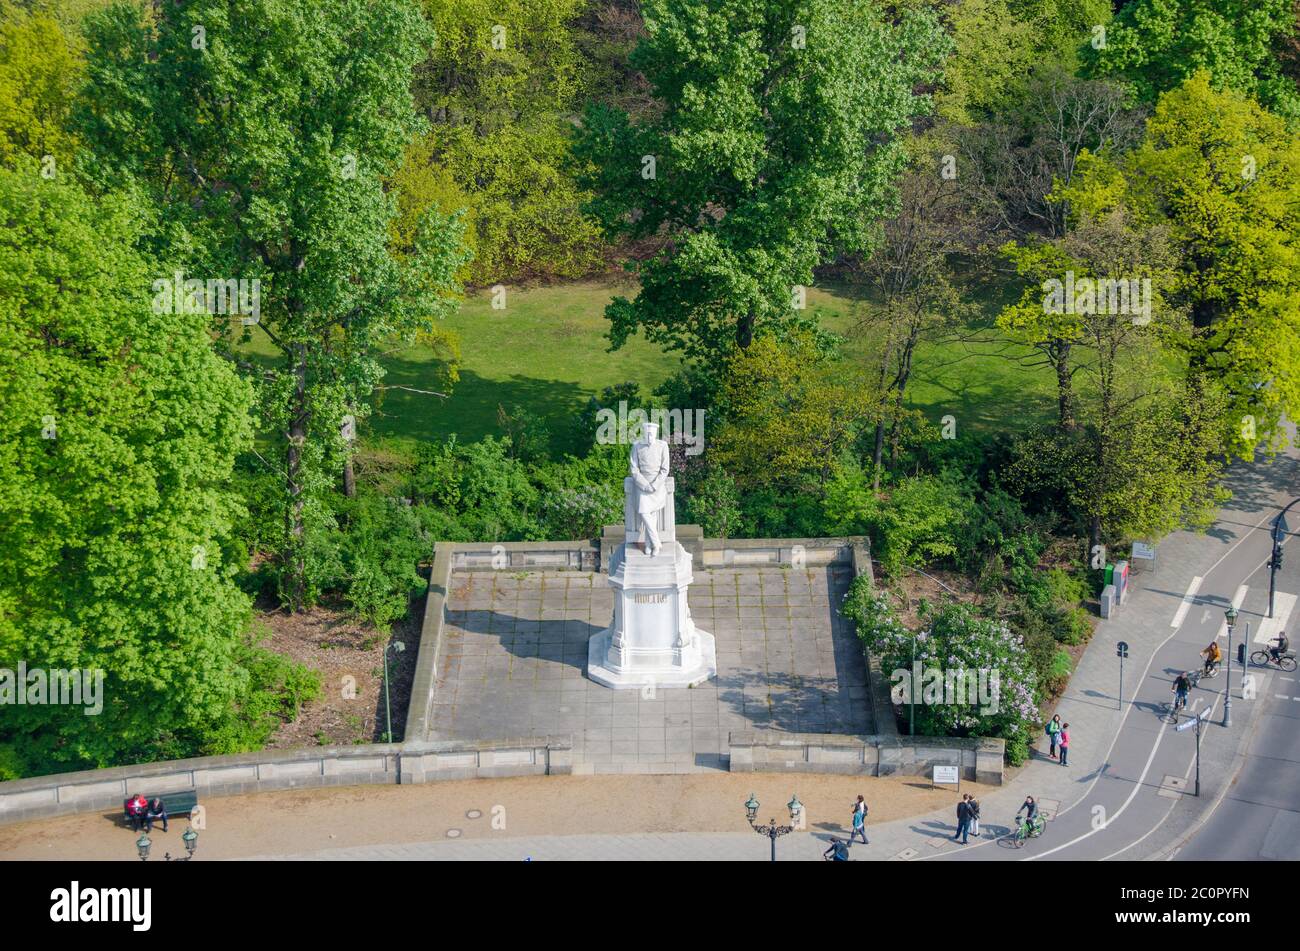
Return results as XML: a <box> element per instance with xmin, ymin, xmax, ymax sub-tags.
<box><xmin>77</xmin><ymin>0</ymin><xmax>467</xmax><ymax>607</ymax></box>
<box><xmin>574</xmin><ymin>0</ymin><xmax>951</xmax><ymax>362</ymax></box>
<box><xmin>710</xmin><ymin>330</ymin><xmax>875</xmax><ymax>490</ymax></box>
<box><xmin>1086</xmin><ymin>0</ymin><xmax>1300</xmax><ymax>121</ymax></box>
<box><xmin>0</xmin><ymin>168</ymin><xmax>254</xmax><ymax>772</ymax></box>
<box><xmin>0</xmin><ymin>3</ymin><xmax>82</xmax><ymax>171</ymax></box>
<box><xmin>407</xmin><ymin>0</ymin><xmax>604</xmax><ymax>284</ymax></box>
<box><xmin>854</xmin><ymin>135</ymin><xmax>980</xmax><ymax>486</ymax></box>
<box><xmin>1068</xmin><ymin>72</ymin><xmax>1300</xmax><ymax>453</ymax></box>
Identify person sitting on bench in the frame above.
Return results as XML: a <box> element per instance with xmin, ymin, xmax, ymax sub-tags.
<box><xmin>125</xmin><ymin>793</ymin><xmax>148</xmax><ymax>831</ymax></box>
<box><xmin>145</xmin><ymin>797</ymin><xmax>169</xmax><ymax>833</ymax></box>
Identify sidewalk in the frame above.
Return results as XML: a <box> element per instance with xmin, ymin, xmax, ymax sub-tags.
<box><xmin>843</xmin><ymin>445</ymin><xmax>1299</xmax><ymax>861</ymax></box>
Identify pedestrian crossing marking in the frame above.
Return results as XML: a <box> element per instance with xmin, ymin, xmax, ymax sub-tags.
<box><xmin>1213</xmin><ymin>585</ymin><xmax>1250</xmax><ymax>640</ymax></box>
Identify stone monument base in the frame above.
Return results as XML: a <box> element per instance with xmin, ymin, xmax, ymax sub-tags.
<box><xmin>586</xmin><ymin>541</ymin><xmax>717</xmax><ymax>690</ymax></box>
<box><xmin>586</xmin><ymin>626</ymin><xmax>717</xmax><ymax>690</ymax></box>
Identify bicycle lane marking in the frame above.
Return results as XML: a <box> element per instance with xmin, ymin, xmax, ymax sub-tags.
<box><xmin>1029</xmin><ymin>696</ymin><xmax>1212</xmax><ymax>860</ymax></box>
<box><xmin>1031</xmin><ymin>546</ymin><xmax>1272</xmax><ymax>859</ymax></box>
<box><xmin>917</xmin><ymin>508</ymin><xmax>1277</xmax><ymax>861</ymax></box>
<box><xmin>1170</xmin><ymin>576</ymin><xmax>1203</xmax><ymax>628</ymax></box>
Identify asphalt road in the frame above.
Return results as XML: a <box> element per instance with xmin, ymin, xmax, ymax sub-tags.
<box><xmin>936</xmin><ymin>447</ymin><xmax>1300</xmax><ymax>861</ymax></box>
<box><xmin>1176</xmin><ymin>647</ymin><xmax>1300</xmax><ymax>859</ymax></box>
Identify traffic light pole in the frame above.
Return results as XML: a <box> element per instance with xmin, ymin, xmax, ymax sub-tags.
<box><xmin>1269</xmin><ymin>498</ymin><xmax>1300</xmax><ymax>618</ymax></box>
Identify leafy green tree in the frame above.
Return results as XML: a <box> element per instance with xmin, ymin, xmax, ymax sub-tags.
<box><xmin>0</xmin><ymin>169</ymin><xmax>255</xmax><ymax>772</ymax></box>
<box><xmin>574</xmin><ymin>0</ymin><xmax>951</xmax><ymax>361</ymax></box>
<box><xmin>711</xmin><ymin>331</ymin><xmax>875</xmax><ymax>490</ymax></box>
<box><xmin>0</xmin><ymin>3</ymin><xmax>82</xmax><ymax>170</ymax></box>
<box><xmin>823</xmin><ymin>468</ymin><xmax>977</xmax><ymax>577</ymax></box>
<box><xmin>77</xmin><ymin>0</ymin><xmax>467</xmax><ymax>608</ymax></box>
<box><xmin>1065</xmin><ymin>71</ymin><xmax>1300</xmax><ymax>453</ymax></box>
<box><xmin>406</xmin><ymin>0</ymin><xmax>603</xmax><ymax>284</ymax></box>
<box><xmin>1087</xmin><ymin>0</ymin><xmax>1300</xmax><ymax>120</ymax></box>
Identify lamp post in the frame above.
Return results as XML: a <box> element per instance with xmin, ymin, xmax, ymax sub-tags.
<box><xmin>1224</xmin><ymin>605</ymin><xmax>1238</xmax><ymax>728</ymax></box>
<box><xmin>745</xmin><ymin>793</ymin><xmax>802</xmax><ymax>862</ymax></box>
<box><xmin>383</xmin><ymin>640</ymin><xmax>406</xmax><ymax>743</ymax></box>
<box><xmin>910</xmin><ymin>632</ymin><xmax>928</xmax><ymax>736</ymax></box>
<box><xmin>137</xmin><ymin>827</ymin><xmax>199</xmax><ymax>862</ymax></box>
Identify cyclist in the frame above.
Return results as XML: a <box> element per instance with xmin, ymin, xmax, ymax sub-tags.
<box><xmin>1172</xmin><ymin>671</ymin><xmax>1192</xmax><ymax>711</ymax></box>
<box><xmin>1016</xmin><ymin>796</ymin><xmax>1041</xmax><ymax>836</ymax></box>
<box><xmin>1200</xmin><ymin>639</ymin><xmax>1222</xmax><ymax>675</ymax></box>
<box><xmin>1270</xmin><ymin>632</ymin><xmax>1290</xmax><ymax>666</ymax></box>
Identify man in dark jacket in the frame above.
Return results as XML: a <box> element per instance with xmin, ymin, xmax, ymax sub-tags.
<box><xmin>952</xmin><ymin>794</ymin><xmax>971</xmax><ymax>844</ymax></box>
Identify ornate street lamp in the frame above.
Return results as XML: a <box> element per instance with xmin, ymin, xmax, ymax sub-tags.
<box><xmin>1224</xmin><ymin>605</ymin><xmax>1239</xmax><ymax>727</ymax></box>
<box><xmin>744</xmin><ymin>793</ymin><xmax>800</xmax><ymax>862</ymax></box>
<box><xmin>136</xmin><ymin>833</ymin><xmax>151</xmax><ymax>862</ymax></box>
<box><xmin>182</xmin><ymin>827</ymin><xmax>198</xmax><ymax>860</ymax></box>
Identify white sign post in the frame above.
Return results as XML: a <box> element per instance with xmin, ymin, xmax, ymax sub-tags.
<box><xmin>932</xmin><ymin>764</ymin><xmax>960</xmax><ymax>793</ymax></box>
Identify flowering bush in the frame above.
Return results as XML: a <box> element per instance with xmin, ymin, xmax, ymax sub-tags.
<box><xmin>841</xmin><ymin>577</ymin><xmax>1041</xmax><ymax>764</ymax></box>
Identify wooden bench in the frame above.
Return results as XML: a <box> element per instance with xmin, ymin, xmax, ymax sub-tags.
<box><xmin>123</xmin><ymin>791</ymin><xmax>199</xmax><ymax>830</ymax></box>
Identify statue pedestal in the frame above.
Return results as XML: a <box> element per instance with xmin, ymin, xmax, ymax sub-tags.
<box><xmin>587</xmin><ymin>541</ymin><xmax>717</xmax><ymax>690</ymax></box>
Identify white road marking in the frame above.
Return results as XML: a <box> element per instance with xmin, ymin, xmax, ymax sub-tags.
<box><xmin>1254</xmin><ymin>591</ymin><xmax>1296</xmax><ymax>643</ymax></box>
<box><xmin>1171</xmin><ymin>576</ymin><xmax>1204</xmax><ymax>628</ymax></box>
<box><xmin>918</xmin><ymin>503</ymin><xmax>1278</xmax><ymax>862</ymax></box>
<box><xmin>1213</xmin><ymin>585</ymin><xmax>1251</xmax><ymax>640</ymax></box>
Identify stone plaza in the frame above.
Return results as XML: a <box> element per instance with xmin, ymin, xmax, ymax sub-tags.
<box><xmin>430</xmin><ymin>564</ymin><xmax>874</xmax><ymax>772</ymax></box>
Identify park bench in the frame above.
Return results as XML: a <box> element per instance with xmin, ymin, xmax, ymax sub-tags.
<box><xmin>123</xmin><ymin>790</ymin><xmax>199</xmax><ymax>830</ymax></box>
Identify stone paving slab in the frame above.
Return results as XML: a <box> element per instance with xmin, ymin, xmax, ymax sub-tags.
<box><xmin>434</xmin><ymin>565</ymin><xmax>872</xmax><ymax>770</ymax></box>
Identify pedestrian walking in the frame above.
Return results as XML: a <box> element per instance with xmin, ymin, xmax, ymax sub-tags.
<box><xmin>1046</xmin><ymin>714</ymin><xmax>1062</xmax><ymax>759</ymax></box>
<box><xmin>849</xmin><ymin>799</ymin><xmax>868</xmax><ymax>845</ymax></box>
<box><xmin>1059</xmin><ymin>723</ymin><xmax>1070</xmax><ymax>767</ymax></box>
<box><xmin>952</xmin><ymin>794</ymin><xmax>971</xmax><ymax>844</ymax></box>
<box><xmin>968</xmin><ymin>796</ymin><xmax>981</xmax><ymax>837</ymax></box>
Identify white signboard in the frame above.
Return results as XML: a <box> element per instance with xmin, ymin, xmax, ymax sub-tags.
<box><xmin>1131</xmin><ymin>542</ymin><xmax>1156</xmax><ymax>560</ymax></box>
<box><xmin>932</xmin><ymin>765</ymin><xmax>960</xmax><ymax>785</ymax></box>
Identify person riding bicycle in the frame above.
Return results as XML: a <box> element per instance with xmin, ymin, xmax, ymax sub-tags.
<box><xmin>1200</xmin><ymin>640</ymin><xmax>1222</xmax><ymax>675</ymax></box>
<box><xmin>1172</xmin><ymin>671</ymin><xmax>1192</xmax><ymax>710</ymax></box>
<box><xmin>1270</xmin><ymin>632</ymin><xmax>1290</xmax><ymax>665</ymax></box>
<box><xmin>1016</xmin><ymin>796</ymin><xmax>1042</xmax><ymax>835</ymax></box>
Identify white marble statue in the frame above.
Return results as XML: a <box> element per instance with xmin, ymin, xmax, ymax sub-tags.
<box><xmin>630</xmin><ymin>422</ymin><xmax>670</xmax><ymax>557</ymax></box>
<box><xmin>586</xmin><ymin>421</ymin><xmax>716</xmax><ymax>689</ymax></box>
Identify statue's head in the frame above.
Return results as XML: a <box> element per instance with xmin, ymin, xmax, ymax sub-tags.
<box><xmin>642</xmin><ymin>422</ymin><xmax>660</xmax><ymax>443</ymax></box>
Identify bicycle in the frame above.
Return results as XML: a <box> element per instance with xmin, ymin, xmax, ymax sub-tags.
<box><xmin>1188</xmin><ymin>661</ymin><xmax>1220</xmax><ymax>688</ymax></box>
<box><xmin>1249</xmin><ymin>649</ymin><xmax>1298</xmax><ymax>672</ymax></box>
<box><xmin>1162</xmin><ymin>692</ymin><xmax>1188</xmax><ymax>723</ymax></box>
<box><xmin>1010</xmin><ymin>813</ymin><xmax>1045</xmax><ymax>848</ymax></box>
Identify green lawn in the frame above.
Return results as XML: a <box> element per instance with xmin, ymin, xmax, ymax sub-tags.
<box><xmin>243</xmin><ymin>278</ymin><xmax>1063</xmax><ymax>457</ymax></box>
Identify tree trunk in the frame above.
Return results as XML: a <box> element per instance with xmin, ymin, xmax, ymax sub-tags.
<box><xmin>343</xmin><ymin>457</ymin><xmax>356</xmax><ymax>498</ymax></box>
<box><xmin>1054</xmin><ymin>340</ymin><xmax>1075</xmax><ymax>431</ymax></box>
<box><xmin>285</xmin><ymin>344</ymin><xmax>309</xmax><ymax>610</ymax></box>
<box><xmin>871</xmin><ymin>420</ymin><xmax>886</xmax><ymax>491</ymax></box>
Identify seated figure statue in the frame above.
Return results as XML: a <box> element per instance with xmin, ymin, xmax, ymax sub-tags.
<box><xmin>630</xmin><ymin>422</ymin><xmax>669</xmax><ymax>557</ymax></box>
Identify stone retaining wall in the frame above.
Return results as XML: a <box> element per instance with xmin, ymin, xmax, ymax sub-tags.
<box><xmin>728</xmin><ymin>732</ymin><xmax>1004</xmax><ymax>785</ymax></box>
<box><xmin>0</xmin><ymin>736</ymin><xmax>573</xmax><ymax>826</ymax></box>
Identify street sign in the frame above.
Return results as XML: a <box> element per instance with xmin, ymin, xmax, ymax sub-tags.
<box><xmin>1276</xmin><ymin>512</ymin><xmax>1291</xmax><ymax>543</ymax></box>
<box><xmin>1116</xmin><ymin>641</ymin><xmax>1128</xmax><ymax>658</ymax></box>
<box><xmin>1131</xmin><ymin>542</ymin><xmax>1156</xmax><ymax>560</ymax></box>
<box><xmin>1175</xmin><ymin>710</ymin><xmax>1210</xmax><ymax>732</ymax></box>
<box><xmin>932</xmin><ymin>765</ymin><xmax>959</xmax><ymax>785</ymax></box>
